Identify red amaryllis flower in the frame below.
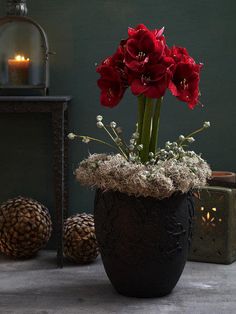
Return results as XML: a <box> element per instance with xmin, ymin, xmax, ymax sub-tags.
<box><xmin>124</xmin><ymin>25</ymin><xmax>165</xmax><ymax>73</ymax></box>
<box><xmin>131</xmin><ymin>64</ymin><xmax>171</xmax><ymax>99</ymax></box>
<box><xmin>169</xmin><ymin>62</ymin><xmax>202</xmax><ymax>109</ymax></box>
<box><xmin>97</xmin><ymin>64</ymin><xmax>126</xmax><ymax>108</ymax></box>
<box><xmin>96</xmin><ymin>46</ymin><xmax>128</xmax><ymax>108</ymax></box>
<box><xmin>96</xmin><ymin>24</ymin><xmax>203</xmax><ymax>109</ymax></box>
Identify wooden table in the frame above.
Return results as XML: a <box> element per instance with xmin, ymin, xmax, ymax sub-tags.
<box><xmin>0</xmin><ymin>96</ymin><xmax>72</xmax><ymax>267</ymax></box>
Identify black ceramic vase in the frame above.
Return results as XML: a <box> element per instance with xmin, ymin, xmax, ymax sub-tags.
<box><xmin>94</xmin><ymin>189</ymin><xmax>194</xmax><ymax>298</ymax></box>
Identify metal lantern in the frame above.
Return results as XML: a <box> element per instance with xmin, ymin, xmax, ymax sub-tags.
<box><xmin>0</xmin><ymin>0</ymin><xmax>50</xmax><ymax>95</ymax></box>
<box><xmin>189</xmin><ymin>185</ymin><xmax>236</xmax><ymax>264</ymax></box>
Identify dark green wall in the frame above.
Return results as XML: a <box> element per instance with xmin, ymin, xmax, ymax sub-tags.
<box><xmin>0</xmin><ymin>0</ymin><xmax>235</xmax><ymax>221</ymax></box>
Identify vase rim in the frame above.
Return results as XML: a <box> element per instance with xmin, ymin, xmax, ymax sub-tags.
<box><xmin>212</xmin><ymin>171</ymin><xmax>235</xmax><ymax>177</ymax></box>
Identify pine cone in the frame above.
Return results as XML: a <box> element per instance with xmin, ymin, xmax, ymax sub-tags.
<box><xmin>64</xmin><ymin>213</ymin><xmax>99</xmax><ymax>264</ymax></box>
<box><xmin>0</xmin><ymin>196</ymin><xmax>52</xmax><ymax>258</ymax></box>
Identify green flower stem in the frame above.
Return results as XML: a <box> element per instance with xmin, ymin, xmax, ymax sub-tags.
<box><xmin>111</xmin><ymin>127</ymin><xmax>129</xmax><ymax>152</ymax></box>
<box><xmin>140</xmin><ymin>97</ymin><xmax>154</xmax><ymax>162</ymax></box>
<box><xmin>149</xmin><ymin>97</ymin><xmax>162</xmax><ymax>154</ymax></box>
<box><xmin>77</xmin><ymin>135</ymin><xmax>117</xmax><ymax>150</ymax></box>
<box><xmin>102</xmin><ymin>125</ymin><xmax>128</xmax><ymax>159</ymax></box>
<box><xmin>137</xmin><ymin>94</ymin><xmax>146</xmax><ymax>144</ymax></box>
<box><xmin>186</xmin><ymin>127</ymin><xmax>205</xmax><ymax>138</ymax></box>
<box><xmin>179</xmin><ymin>127</ymin><xmax>205</xmax><ymax>146</ymax></box>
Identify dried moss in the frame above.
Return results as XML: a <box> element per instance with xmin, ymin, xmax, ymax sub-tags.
<box><xmin>76</xmin><ymin>153</ymin><xmax>211</xmax><ymax>199</ymax></box>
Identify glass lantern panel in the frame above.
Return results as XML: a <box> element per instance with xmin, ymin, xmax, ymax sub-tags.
<box><xmin>0</xmin><ymin>19</ymin><xmax>46</xmax><ymax>88</ymax></box>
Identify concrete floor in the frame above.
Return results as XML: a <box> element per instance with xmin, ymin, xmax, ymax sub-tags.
<box><xmin>0</xmin><ymin>251</ymin><xmax>235</xmax><ymax>314</ymax></box>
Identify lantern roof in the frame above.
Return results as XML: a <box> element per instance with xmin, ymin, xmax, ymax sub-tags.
<box><xmin>7</xmin><ymin>0</ymin><xmax>28</xmax><ymax>16</ymax></box>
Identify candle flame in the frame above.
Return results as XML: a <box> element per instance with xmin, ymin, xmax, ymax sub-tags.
<box><xmin>199</xmin><ymin>205</ymin><xmax>222</xmax><ymax>228</ymax></box>
<box><xmin>14</xmin><ymin>55</ymin><xmax>30</xmax><ymax>61</ymax></box>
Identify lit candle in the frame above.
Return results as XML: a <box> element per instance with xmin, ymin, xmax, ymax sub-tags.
<box><xmin>8</xmin><ymin>55</ymin><xmax>31</xmax><ymax>85</ymax></box>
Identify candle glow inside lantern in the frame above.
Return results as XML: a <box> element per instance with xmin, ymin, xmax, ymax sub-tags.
<box><xmin>189</xmin><ymin>185</ymin><xmax>236</xmax><ymax>264</ymax></box>
<box><xmin>0</xmin><ymin>0</ymin><xmax>50</xmax><ymax>95</ymax></box>
<box><xmin>8</xmin><ymin>54</ymin><xmax>31</xmax><ymax>85</ymax></box>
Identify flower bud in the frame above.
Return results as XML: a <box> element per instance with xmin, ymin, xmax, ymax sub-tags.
<box><xmin>203</xmin><ymin>121</ymin><xmax>210</xmax><ymax>128</ymax></box>
<box><xmin>149</xmin><ymin>152</ymin><xmax>154</xmax><ymax>158</ymax></box>
<box><xmin>96</xmin><ymin>115</ymin><xmax>103</xmax><ymax>122</ymax></box>
<box><xmin>132</xmin><ymin>132</ymin><xmax>139</xmax><ymax>139</ymax></box>
<box><xmin>187</xmin><ymin>137</ymin><xmax>195</xmax><ymax>143</ymax></box>
<box><xmin>137</xmin><ymin>144</ymin><xmax>143</xmax><ymax>151</ymax></box>
<box><xmin>115</xmin><ymin>137</ymin><xmax>122</xmax><ymax>144</ymax></box>
<box><xmin>129</xmin><ymin>155</ymin><xmax>136</xmax><ymax>162</ymax></box>
<box><xmin>67</xmin><ymin>133</ymin><xmax>77</xmax><ymax>140</ymax></box>
<box><xmin>129</xmin><ymin>145</ymin><xmax>135</xmax><ymax>151</ymax></box>
<box><xmin>110</xmin><ymin>121</ymin><xmax>117</xmax><ymax>128</ymax></box>
<box><xmin>116</xmin><ymin>127</ymin><xmax>123</xmax><ymax>134</ymax></box>
<box><xmin>82</xmin><ymin>136</ymin><xmax>90</xmax><ymax>143</ymax></box>
<box><xmin>188</xmin><ymin>151</ymin><xmax>195</xmax><ymax>157</ymax></box>
<box><xmin>96</xmin><ymin>121</ymin><xmax>104</xmax><ymax>128</ymax></box>
<box><xmin>179</xmin><ymin>135</ymin><xmax>185</xmax><ymax>141</ymax></box>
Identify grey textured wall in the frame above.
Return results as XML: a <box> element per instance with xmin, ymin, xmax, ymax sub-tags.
<box><xmin>0</xmin><ymin>0</ymin><xmax>235</xmax><ymax>222</ymax></box>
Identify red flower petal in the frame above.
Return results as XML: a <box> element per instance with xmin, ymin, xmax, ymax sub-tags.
<box><xmin>155</xmin><ymin>26</ymin><xmax>165</xmax><ymax>38</ymax></box>
<box><xmin>139</xmin><ymin>31</ymin><xmax>156</xmax><ymax>52</ymax></box>
<box><xmin>168</xmin><ymin>81</ymin><xmax>179</xmax><ymax>97</ymax></box>
<box><xmin>131</xmin><ymin>79</ymin><xmax>149</xmax><ymax>96</ymax></box>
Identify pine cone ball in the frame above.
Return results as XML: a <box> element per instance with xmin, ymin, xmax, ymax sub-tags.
<box><xmin>64</xmin><ymin>213</ymin><xmax>99</xmax><ymax>264</ymax></box>
<box><xmin>0</xmin><ymin>196</ymin><xmax>52</xmax><ymax>258</ymax></box>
